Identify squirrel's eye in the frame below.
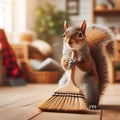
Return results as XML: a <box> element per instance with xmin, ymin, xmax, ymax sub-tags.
<box><xmin>63</xmin><ymin>34</ymin><xmax>65</xmax><ymax>38</ymax></box>
<box><xmin>79</xmin><ymin>32</ymin><xmax>83</xmax><ymax>38</ymax></box>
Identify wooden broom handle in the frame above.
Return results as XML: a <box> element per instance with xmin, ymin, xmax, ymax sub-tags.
<box><xmin>69</xmin><ymin>50</ymin><xmax>78</xmax><ymax>86</ymax></box>
<box><xmin>56</xmin><ymin>50</ymin><xmax>83</xmax><ymax>94</ymax></box>
<box><xmin>71</xmin><ymin>50</ymin><xmax>77</xmax><ymax>59</ymax></box>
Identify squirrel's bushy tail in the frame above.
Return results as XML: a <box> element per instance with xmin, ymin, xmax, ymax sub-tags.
<box><xmin>86</xmin><ymin>25</ymin><xmax>114</xmax><ymax>95</ymax></box>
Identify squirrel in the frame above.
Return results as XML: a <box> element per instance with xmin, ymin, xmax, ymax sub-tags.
<box><xmin>59</xmin><ymin>20</ymin><xmax>114</xmax><ymax>109</ymax></box>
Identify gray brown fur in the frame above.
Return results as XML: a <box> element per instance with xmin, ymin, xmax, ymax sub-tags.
<box><xmin>86</xmin><ymin>25</ymin><xmax>114</xmax><ymax>96</ymax></box>
<box><xmin>59</xmin><ymin>24</ymin><xmax>114</xmax><ymax>106</ymax></box>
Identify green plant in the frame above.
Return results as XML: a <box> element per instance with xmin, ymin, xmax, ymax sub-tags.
<box><xmin>34</xmin><ymin>3</ymin><xmax>70</xmax><ymax>42</ymax></box>
<box><xmin>115</xmin><ymin>63</ymin><xmax>120</xmax><ymax>70</ymax></box>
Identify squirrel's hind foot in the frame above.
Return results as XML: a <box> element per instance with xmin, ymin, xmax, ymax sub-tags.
<box><xmin>89</xmin><ymin>105</ymin><xmax>100</xmax><ymax>110</ymax></box>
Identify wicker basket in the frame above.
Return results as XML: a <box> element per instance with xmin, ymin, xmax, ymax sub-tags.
<box><xmin>21</xmin><ymin>61</ymin><xmax>59</xmax><ymax>83</ymax></box>
<box><xmin>11</xmin><ymin>44</ymin><xmax>29</xmax><ymax>60</ymax></box>
<box><xmin>12</xmin><ymin>44</ymin><xmax>60</xmax><ymax>83</ymax></box>
<box><xmin>12</xmin><ymin>44</ymin><xmax>46</xmax><ymax>61</ymax></box>
<box><xmin>115</xmin><ymin>0</ymin><xmax>120</xmax><ymax>9</ymax></box>
<box><xmin>28</xmin><ymin>45</ymin><xmax>46</xmax><ymax>61</ymax></box>
<box><xmin>19</xmin><ymin>33</ymin><xmax>33</xmax><ymax>42</ymax></box>
<box><xmin>32</xmin><ymin>71</ymin><xmax>59</xmax><ymax>83</ymax></box>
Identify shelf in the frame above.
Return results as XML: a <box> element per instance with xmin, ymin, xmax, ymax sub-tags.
<box><xmin>94</xmin><ymin>9</ymin><xmax>120</xmax><ymax>16</ymax></box>
<box><xmin>115</xmin><ymin>70</ymin><xmax>120</xmax><ymax>81</ymax></box>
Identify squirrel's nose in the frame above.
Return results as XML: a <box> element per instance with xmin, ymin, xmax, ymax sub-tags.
<box><xmin>68</xmin><ymin>40</ymin><xmax>73</xmax><ymax>44</ymax></box>
<box><xmin>68</xmin><ymin>38</ymin><xmax>73</xmax><ymax>44</ymax></box>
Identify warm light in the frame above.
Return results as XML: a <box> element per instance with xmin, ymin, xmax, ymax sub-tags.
<box><xmin>0</xmin><ymin>43</ymin><xmax>2</xmax><ymax>50</ymax></box>
<box><xmin>0</xmin><ymin>0</ymin><xmax>13</xmax><ymax>33</ymax></box>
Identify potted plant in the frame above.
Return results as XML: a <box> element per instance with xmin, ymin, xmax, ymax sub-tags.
<box><xmin>34</xmin><ymin>3</ymin><xmax>70</xmax><ymax>42</ymax></box>
<box><xmin>115</xmin><ymin>63</ymin><xmax>120</xmax><ymax>70</ymax></box>
<box><xmin>115</xmin><ymin>62</ymin><xmax>120</xmax><ymax>80</ymax></box>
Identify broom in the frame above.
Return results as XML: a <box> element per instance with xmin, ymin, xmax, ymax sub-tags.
<box><xmin>38</xmin><ymin>50</ymin><xmax>89</xmax><ymax>113</ymax></box>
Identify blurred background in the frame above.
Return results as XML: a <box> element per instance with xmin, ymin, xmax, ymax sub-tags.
<box><xmin>0</xmin><ymin>0</ymin><xmax>120</xmax><ymax>85</ymax></box>
<box><xmin>1</xmin><ymin>0</ymin><xmax>120</xmax><ymax>39</ymax></box>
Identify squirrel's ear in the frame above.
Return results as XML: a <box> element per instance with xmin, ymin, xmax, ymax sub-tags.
<box><xmin>64</xmin><ymin>20</ymin><xmax>68</xmax><ymax>30</ymax></box>
<box><xmin>81</xmin><ymin>20</ymin><xmax>86</xmax><ymax>34</ymax></box>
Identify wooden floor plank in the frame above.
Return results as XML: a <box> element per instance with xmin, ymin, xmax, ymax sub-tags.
<box><xmin>0</xmin><ymin>84</ymin><xmax>57</xmax><ymax>108</ymax></box>
<box><xmin>100</xmin><ymin>83</ymin><xmax>120</xmax><ymax>120</ymax></box>
<box><xmin>0</xmin><ymin>83</ymin><xmax>120</xmax><ymax>120</ymax></box>
<box><xmin>100</xmin><ymin>83</ymin><xmax>120</xmax><ymax>105</ymax></box>
<box><xmin>0</xmin><ymin>84</ymin><xmax>57</xmax><ymax>120</ymax></box>
<box><xmin>100</xmin><ymin>96</ymin><xmax>120</xmax><ymax>105</ymax></box>
<box><xmin>0</xmin><ymin>94</ymin><xmax>46</xmax><ymax>113</ymax></box>
<box><xmin>31</xmin><ymin>110</ymin><xmax>101</xmax><ymax>120</ymax></box>
<box><xmin>0</xmin><ymin>96</ymin><xmax>42</xmax><ymax>120</ymax></box>
<box><xmin>101</xmin><ymin>105</ymin><xmax>120</xmax><ymax>120</ymax></box>
<box><xmin>0</xmin><ymin>105</ymin><xmax>41</xmax><ymax>120</ymax></box>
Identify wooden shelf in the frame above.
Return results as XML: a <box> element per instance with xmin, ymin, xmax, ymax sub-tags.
<box><xmin>92</xmin><ymin>0</ymin><xmax>120</xmax><ymax>22</ymax></box>
<box><xmin>115</xmin><ymin>70</ymin><xmax>120</xmax><ymax>81</ymax></box>
<box><xmin>94</xmin><ymin>9</ymin><xmax>120</xmax><ymax>16</ymax></box>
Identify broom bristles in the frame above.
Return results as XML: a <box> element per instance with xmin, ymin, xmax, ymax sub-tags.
<box><xmin>38</xmin><ymin>92</ymin><xmax>89</xmax><ymax>113</ymax></box>
<box><xmin>38</xmin><ymin>50</ymin><xmax>89</xmax><ymax>113</ymax></box>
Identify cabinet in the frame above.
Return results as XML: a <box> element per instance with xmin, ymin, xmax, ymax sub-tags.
<box><xmin>108</xmin><ymin>40</ymin><xmax>120</xmax><ymax>83</ymax></box>
<box><xmin>0</xmin><ymin>49</ymin><xmax>6</xmax><ymax>85</ymax></box>
<box><xmin>109</xmin><ymin>60</ymin><xmax>120</xmax><ymax>83</ymax></box>
<box><xmin>92</xmin><ymin>0</ymin><xmax>120</xmax><ymax>23</ymax></box>
<box><xmin>91</xmin><ymin>0</ymin><xmax>120</xmax><ymax>83</ymax></box>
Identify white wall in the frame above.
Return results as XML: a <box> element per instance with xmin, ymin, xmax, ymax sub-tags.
<box><xmin>13</xmin><ymin>0</ymin><xmax>92</xmax><ymax>33</ymax></box>
<box><xmin>13</xmin><ymin>0</ymin><xmax>39</xmax><ymax>42</ymax></box>
<box><xmin>13</xmin><ymin>0</ymin><xmax>27</xmax><ymax>32</ymax></box>
<box><xmin>37</xmin><ymin>0</ymin><xmax>93</xmax><ymax>26</ymax></box>
<box><xmin>26</xmin><ymin>0</ymin><xmax>40</xmax><ymax>30</ymax></box>
<box><xmin>70</xmin><ymin>0</ymin><xmax>92</xmax><ymax>26</ymax></box>
<box><xmin>12</xmin><ymin>0</ymin><xmax>120</xmax><ymax>42</ymax></box>
<box><xmin>13</xmin><ymin>0</ymin><xmax>27</xmax><ymax>42</ymax></box>
<box><xmin>36</xmin><ymin>0</ymin><xmax>120</xmax><ymax>31</ymax></box>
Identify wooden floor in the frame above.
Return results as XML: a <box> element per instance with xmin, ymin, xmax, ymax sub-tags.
<box><xmin>0</xmin><ymin>83</ymin><xmax>120</xmax><ymax>120</ymax></box>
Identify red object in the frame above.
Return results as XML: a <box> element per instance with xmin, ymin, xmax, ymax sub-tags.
<box><xmin>0</xmin><ymin>29</ymin><xmax>25</xmax><ymax>78</ymax></box>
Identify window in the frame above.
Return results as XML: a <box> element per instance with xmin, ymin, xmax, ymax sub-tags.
<box><xmin>0</xmin><ymin>0</ymin><xmax>13</xmax><ymax>33</ymax></box>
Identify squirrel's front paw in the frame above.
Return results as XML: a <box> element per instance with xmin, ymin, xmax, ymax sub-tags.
<box><xmin>67</xmin><ymin>58</ymin><xmax>77</xmax><ymax>69</ymax></box>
